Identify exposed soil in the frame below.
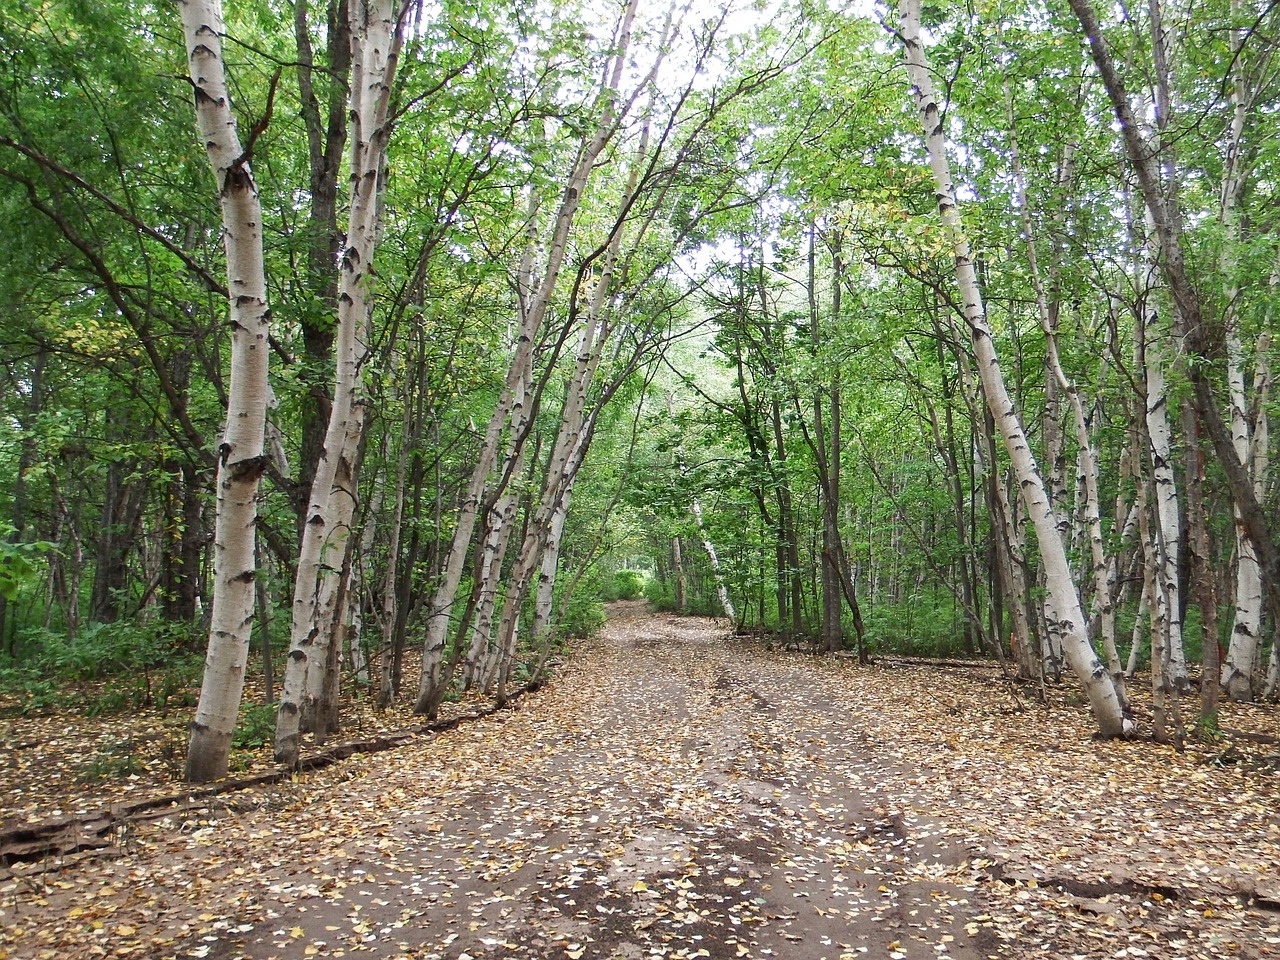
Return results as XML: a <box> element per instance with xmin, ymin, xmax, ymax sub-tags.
<box><xmin>2</xmin><ymin>602</ymin><xmax>1279</xmax><ymax>959</ymax></box>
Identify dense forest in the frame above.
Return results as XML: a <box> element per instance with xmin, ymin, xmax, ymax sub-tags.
<box><xmin>2</xmin><ymin>0</ymin><xmax>1279</xmax><ymax>782</ymax></box>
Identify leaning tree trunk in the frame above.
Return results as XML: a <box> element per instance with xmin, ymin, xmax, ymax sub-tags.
<box><xmin>1068</xmin><ymin>0</ymin><xmax>1280</xmax><ymax>661</ymax></box>
<box><xmin>181</xmin><ymin>0</ymin><xmax>273</xmax><ymax>782</ymax></box>
<box><xmin>414</xmin><ymin>0</ymin><xmax>638</xmax><ymax>714</ymax></box>
<box><xmin>275</xmin><ymin>0</ymin><xmax>404</xmax><ymax>769</ymax></box>
<box><xmin>900</xmin><ymin>0</ymin><xmax>1125</xmax><ymax>737</ymax></box>
<box><xmin>1006</xmin><ymin>87</ymin><xmax>1127</xmax><ymax>706</ymax></box>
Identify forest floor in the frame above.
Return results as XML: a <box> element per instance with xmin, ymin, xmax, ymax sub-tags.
<box><xmin>3</xmin><ymin>602</ymin><xmax>1280</xmax><ymax>960</ymax></box>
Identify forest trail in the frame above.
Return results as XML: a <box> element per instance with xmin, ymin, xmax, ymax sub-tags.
<box><xmin>4</xmin><ymin>604</ymin><xmax>1280</xmax><ymax>959</ymax></box>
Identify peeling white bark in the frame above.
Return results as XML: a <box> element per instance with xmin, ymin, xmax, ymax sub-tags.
<box><xmin>276</xmin><ymin>0</ymin><xmax>404</xmax><ymax>767</ymax></box>
<box><xmin>899</xmin><ymin>0</ymin><xmax>1124</xmax><ymax>737</ymax></box>
<box><xmin>182</xmin><ymin>0</ymin><xmax>273</xmax><ymax>782</ymax></box>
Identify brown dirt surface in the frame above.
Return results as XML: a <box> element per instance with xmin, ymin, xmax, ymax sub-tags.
<box><xmin>2</xmin><ymin>602</ymin><xmax>1279</xmax><ymax>959</ymax></box>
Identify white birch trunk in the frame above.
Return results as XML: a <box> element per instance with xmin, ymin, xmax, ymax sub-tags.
<box><xmin>487</xmin><ymin>249</ymin><xmax>619</xmax><ymax>694</ymax></box>
<box><xmin>692</xmin><ymin>495</ymin><xmax>736</xmax><ymax>622</ymax></box>
<box><xmin>1006</xmin><ymin>91</ymin><xmax>1126</xmax><ymax>706</ymax></box>
<box><xmin>900</xmin><ymin>0</ymin><xmax>1125</xmax><ymax>737</ymax></box>
<box><xmin>415</xmin><ymin>0</ymin><xmax>644</xmax><ymax>716</ymax></box>
<box><xmin>1220</xmin><ymin>5</ymin><xmax>1263</xmax><ymax>699</ymax></box>
<box><xmin>181</xmin><ymin>0</ymin><xmax>273</xmax><ymax>782</ymax></box>
<box><xmin>275</xmin><ymin>0</ymin><xmax>403</xmax><ymax>767</ymax></box>
<box><xmin>1251</xmin><ymin>340</ymin><xmax>1273</xmax><ymax>696</ymax></box>
<box><xmin>1142</xmin><ymin>330</ymin><xmax>1187</xmax><ymax>688</ymax></box>
<box><xmin>462</xmin><ymin>488</ymin><xmax>520</xmax><ymax>690</ymax></box>
<box><xmin>530</xmin><ymin>496</ymin><xmax>571</xmax><ymax>648</ymax></box>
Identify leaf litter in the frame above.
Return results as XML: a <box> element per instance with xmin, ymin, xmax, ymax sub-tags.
<box><xmin>1</xmin><ymin>600</ymin><xmax>1279</xmax><ymax>959</ymax></box>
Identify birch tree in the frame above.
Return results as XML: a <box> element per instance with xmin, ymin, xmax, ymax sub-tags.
<box><xmin>1004</xmin><ymin>68</ymin><xmax>1127</xmax><ymax>705</ymax></box>
<box><xmin>898</xmin><ymin>0</ymin><xmax>1126</xmax><ymax>738</ymax></box>
<box><xmin>414</xmin><ymin>0</ymin><xmax>649</xmax><ymax>717</ymax></box>
<box><xmin>1067</xmin><ymin>0</ymin><xmax>1280</xmax><ymax>654</ymax></box>
<box><xmin>275</xmin><ymin>0</ymin><xmax>407</xmax><ymax>769</ymax></box>
<box><xmin>1219</xmin><ymin>0</ymin><xmax>1268</xmax><ymax>701</ymax></box>
<box><xmin>180</xmin><ymin>0</ymin><xmax>273</xmax><ymax>782</ymax></box>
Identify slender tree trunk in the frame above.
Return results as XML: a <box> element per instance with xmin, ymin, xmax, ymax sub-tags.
<box><xmin>1007</xmin><ymin>92</ymin><xmax>1126</xmax><ymax>705</ymax></box>
<box><xmin>1181</xmin><ymin>401</ymin><xmax>1220</xmax><ymax>733</ymax></box>
<box><xmin>182</xmin><ymin>0</ymin><xmax>273</xmax><ymax>782</ymax></box>
<box><xmin>413</xmin><ymin>0</ymin><xmax>641</xmax><ymax>713</ymax></box>
<box><xmin>672</xmin><ymin>536</ymin><xmax>687</xmax><ymax>612</ymax></box>
<box><xmin>1068</xmin><ymin>0</ymin><xmax>1280</xmax><ymax>661</ymax></box>
<box><xmin>276</xmin><ymin>0</ymin><xmax>405</xmax><ymax>768</ymax></box>
<box><xmin>900</xmin><ymin>0</ymin><xmax>1125</xmax><ymax>736</ymax></box>
<box><xmin>291</xmin><ymin>0</ymin><xmax>351</xmax><ymax>529</ymax></box>
<box><xmin>1219</xmin><ymin>3</ymin><xmax>1263</xmax><ymax>699</ymax></box>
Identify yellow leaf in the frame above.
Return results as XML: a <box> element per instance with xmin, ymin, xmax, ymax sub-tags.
<box><xmin>632</xmin><ymin>880</ymin><xmax>648</xmax><ymax>892</ymax></box>
<box><xmin>290</xmin><ymin>927</ymin><xmax>305</xmax><ymax>938</ymax></box>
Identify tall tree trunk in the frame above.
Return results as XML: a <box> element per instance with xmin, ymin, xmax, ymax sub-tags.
<box><xmin>1181</xmin><ymin>401</ymin><xmax>1220</xmax><ymax>733</ymax></box>
<box><xmin>810</xmin><ymin>225</ymin><xmax>845</xmax><ymax>653</ymax></box>
<box><xmin>1007</xmin><ymin>87</ymin><xmax>1126</xmax><ymax>705</ymax></box>
<box><xmin>182</xmin><ymin>0</ymin><xmax>274</xmax><ymax>782</ymax></box>
<box><xmin>1068</xmin><ymin>0</ymin><xmax>1280</xmax><ymax>660</ymax></box>
<box><xmin>414</xmin><ymin>5</ymin><xmax>655</xmax><ymax>714</ymax></box>
<box><xmin>1218</xmin><ymin>1</ymin><xmax>1264</xmax><ymax>701</ymax></box>
<box><xmin>672</xmin><ymin>536</ymin><xmax>687</xmax><ymax>612</ymax></box>
<box><xmin>275</xmin><ymin>0</ymin><xmax>405</xmax><ymax>768</ymax></box>
<box><xmin>900</xmin><ymin>0</ymin><xmax>1125</xmax><ymax>737</ymax></box>
<box><xmin>291</xmin><ymin>0</ymin><xmax>351</xmax><ymax>528</ymax></box>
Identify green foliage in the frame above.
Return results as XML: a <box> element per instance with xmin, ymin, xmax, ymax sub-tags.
<box><xmin>14</xmin><ymin>620</ymin><xmax>197</xmax><ymax>681</ymax></box>
<box><xmin>0</xmin><ymin>620</ymin><xmax>202</xmax><ymax>716</ymax></box>
<box><xmin>0</xmin><ymin>668</ymin><xmax>59</xmax><ymax>715</ymax></box>
<box><xmin>232</xmin><ymin>702</ymin><xmax>277</xmax><ymax>751</ymax></box>
<box><xmin>559</xmin><ymin>595</ymin><xmax>607</xmax><ymax>639</ymax></box>
<box><xmin>862</xmin><ymin>591</ymin><xmax>968</xmax><ymax>658</ymax></box>
<box><xmin>0</xmin><ymin>534</ymin><xmax>52</xmax><ymax>602</ymax></box>
<box><xmin>75</xmin><ymin>738</ymin><xmax>145</xmax><ymax>782</ymax></box>
<box><xmin>644</xmin><ymin>578</ymin><xmax>680</xmax><ymax>612</ymax></box>
<box><xmin>608</xmin><ymin>569</ymin><xmax>647</xmax><ymax>601</ymax></box>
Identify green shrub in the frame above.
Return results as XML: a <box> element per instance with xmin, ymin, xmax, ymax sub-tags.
<box><xmin>645</xmin><ymin>579</ymin><xmax>679</xmax><ymax>612</ymax></box>
<box><xmin>610</xmin><ymin>569</ymin><xmax>646</xmax><ymax>601</ymax></box>
<box><xmin>19</xmin><ymin>620</ymin><xmax>198</xmax><ymax>682</ymax></box>
<box><xmin>0</xmin><ymin>669</ymin><xmax>62</xmax><ymax>715</ymax></box>
<box><xmin>862</xmin><ymin>591</ymin><xmax>967</xmax><ymax>658</ymax></box>
<box><xmin>76</xmin><ymin>738</ymin><xmax>144</xmax><ymax>782</ymax></box>
<box><xmin>232</xmin><ymin>702</ymin><xmax>277</xmax><ymax>750</ymax></box>
<box><xmin>560</xmin><ymin>595</ymin><xmax>606</xmax><ymax>638</ymax></box>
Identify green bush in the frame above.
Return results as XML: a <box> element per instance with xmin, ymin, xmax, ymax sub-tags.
<box><xmin>645</xmin><ymin>579</ymin><xmax>679</xmax><ymax>612</ymax></box>
<box><xmin>610</xmin><ymin>569</ymin><xmax>647</xmax><ymax>601</ymax></box>
<box><xmin>233</xmin><ymin>702</ymin><xmax>277</xmax><ymax>750</ymax></box>
<box><xmin>862</xmin><ymin>591</ymin><xmax>967</xmax><ymax>658</ymax></box>
<box><xmin>559</xmin><ymin>595</ymin><xmax>607</xmax><ymax>638</ymax></box>
<box><xmin>0</xmin><ymin>668</ymin><xmax>62</xmax><ymax>715</ymax></box>
<box><xmin>18</xmin><ymin>620</ymin><xmax>197</xmax><ymax>682</ymax></box>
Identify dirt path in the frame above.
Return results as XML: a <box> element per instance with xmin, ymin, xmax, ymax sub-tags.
<box><xmin>3</xmin><ymin>605</ymin><xmax>1278</xmax><ymax>959</ymax></box>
